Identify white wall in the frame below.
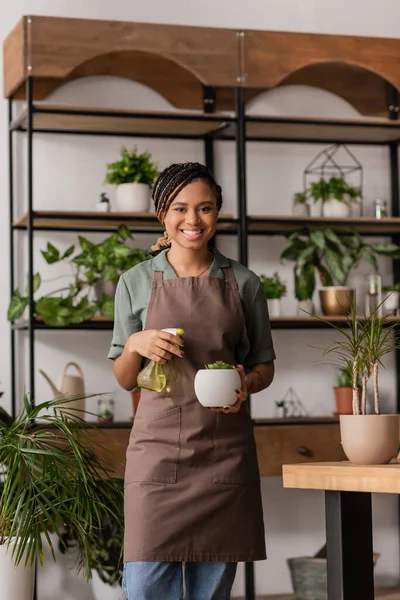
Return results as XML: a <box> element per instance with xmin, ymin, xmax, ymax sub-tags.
<box><xmin>1</xmin><ymin>2</ymin><xmax>400</xmax><ymax>599</ymax></box>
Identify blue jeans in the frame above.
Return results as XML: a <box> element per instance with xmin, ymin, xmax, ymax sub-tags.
<box><xmin>122</xmin><ymin>561</ymin><xmax>238</xmax><ymax>600</ymax></box>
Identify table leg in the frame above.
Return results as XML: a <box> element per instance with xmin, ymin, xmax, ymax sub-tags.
<box><xmin>245</xmin><ymin>561</ymin><xmax>255</xmax><ymax>600</ymax></box>
<box><xmin>325</xmin><ymin>490</ymin><xmax>374</xmax><ymax>600</ymax></box>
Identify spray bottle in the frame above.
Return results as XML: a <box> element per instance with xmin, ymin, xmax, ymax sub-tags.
<box><xmin>137</xmin><ymin>328</ymin><xmax>184</xmax><ymax>392</ymax></box>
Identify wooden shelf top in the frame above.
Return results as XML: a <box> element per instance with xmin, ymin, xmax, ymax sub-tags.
<box><xmin>13</xmin><ymin>211</ymin><xmax>400</xmax><ymax>237</ymax></box>
<box><xmin>283</xmin><ymin>460</ymin><xmax>400</xmax><ymax>494</ymax></box>
<box><xmin>13</xmin><ymin>210</ymin><xmax>236</xmax><ymax>233</ymax></box>
<box><xmin>242</xmin><ymin>115</ymin><xmax>400</xmax><ymax>144</ymax></box>
<box><xmin>11</xmin><ymin>105</ymin><xmax>233</xmax><ymax>138</ymax></box>
<box><xmin>248</xmin><ymin>215</ymin><xmax>400</xmax><ymax>235</ymax></box>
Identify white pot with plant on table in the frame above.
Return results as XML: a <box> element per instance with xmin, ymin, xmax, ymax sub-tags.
<box><xmin>103</xmin><ymin>145</ymin><xmax>159</xmax><ymax>213</ymax></box>
<box><xmin>259</xmin><ymin>272</ymin><xmax>287</xmax><ymax>318</ymax></box>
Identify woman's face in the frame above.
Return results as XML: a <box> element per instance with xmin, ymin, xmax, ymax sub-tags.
<box><xmin>163</xmin><ymin>180</ymin><xmax>218</xmax><ymax>250</ymax></box>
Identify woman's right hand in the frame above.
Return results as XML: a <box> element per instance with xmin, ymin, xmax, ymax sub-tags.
<box><xmin>127</xmin><ymin>329</ymin><xmax>184</xmax><ymax>364</ymax></box>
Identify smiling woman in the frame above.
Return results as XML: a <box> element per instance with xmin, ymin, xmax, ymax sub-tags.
<box><xmin>108</xmin><ymin>162</ymin><xmax>276</xmax><ymax>600</ymax></box>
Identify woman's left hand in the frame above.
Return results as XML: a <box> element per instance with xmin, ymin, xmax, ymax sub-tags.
<box><xmin>210</xmin><ymin>365</ymin><xmax>249</xmax><ymax>414</ymax></box>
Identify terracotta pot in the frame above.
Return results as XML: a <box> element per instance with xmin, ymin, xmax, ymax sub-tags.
<box><xmin>340</xmin><ymin>414</ymin><xmax>399</xmax><ymax>465</ymax></box>
<box><xmin>319</xmin><ymin>287</ymin><xmax>354</xmax><ymax>316</ymax></box>
<box><xmin>131</xmin><ymin>389</ymin><xmax>141</xmax><ymax>419</ymax></box>
<box><xmin>334</xmin><ymin>387</ymin><xmax>357</xmax><ymax>415</ymax></box>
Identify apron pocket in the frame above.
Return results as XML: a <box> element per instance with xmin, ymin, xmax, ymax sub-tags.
<box><xmin>213</xmin><ymin>410</ymin><xmax>260</xmax><ymax>485</ymax></box>
<box><xmin>125</xmin><ymin>406</ymin><xmax>181</xmax><ymax>484</ymax></box>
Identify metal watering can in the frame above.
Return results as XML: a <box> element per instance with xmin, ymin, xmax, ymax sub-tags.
<box><xmin>39</xmin><ymin>362</ymin><xmax>86</xmax><ymax>417</ymax></box>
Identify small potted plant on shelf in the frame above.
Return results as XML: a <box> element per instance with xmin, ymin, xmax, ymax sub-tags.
<box><xmin>103</xmin><ymin>145</ymin><xmax>158</xmax><ymax>213</ymax></box>
<box><xmin>333</xmin><ymin>364</ymin><xmax>362</xmax><ymax>416</ymax></box>
<box><xmin>0</xmin><ymin>394</ymin><xmax>123</xmax><ymax>600</ymax></box>
<box><xmin>259</xmin><ymin>272</ymin><xmax>287</xmax><ymax>317</ymax></box>
<box><xmin>59</xmin><ymin>478</ymin><xmax>124</xmax><ymax>600</ymax></box>
<box><xmin>309</xmin><ymin>176</ymin><xmax>360</xmax><ymax>218</ymax></box>
<box><xmin>292</xmin><ymin>191</ymin><xmax>310</xmax><ymax>217</ymax></box>
<box><xmin>382</xmin><ymin>282</ymin><xmax>400</xmax><ymax>315</ymax></box>
<box><xmin>315</xmin><ymin>300</ymin><xmax>400</xmax><ymax>464</ymax></box>
<box><xmin>194</xmin><ymin>361</ymin><xmax>240</xmax><ymax>408</ymax></box>
<box><xmin>95</xmin><ymin>192</ymin><xmax>111</xmax><ymax>213</ymax></box>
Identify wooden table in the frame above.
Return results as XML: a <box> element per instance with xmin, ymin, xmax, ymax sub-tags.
<box><xmin>283</xmin><ymin>461</ymin><xmax>400</xmax><ymax>600</ymax></box>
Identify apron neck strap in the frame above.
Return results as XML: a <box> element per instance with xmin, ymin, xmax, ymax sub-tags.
<box><xmin>222</xmin><ymin>267</ymin><xmax>235</xmax><ymax>283</ymax></box>
<box><xmin>153</xmin><ymin>270</ymin><xmax>164</xmax><ymax>282</ymax></box>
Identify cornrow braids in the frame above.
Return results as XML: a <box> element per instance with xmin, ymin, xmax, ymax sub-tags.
<box><xmin>150</xmin><ymin>162</ymin><xmax>222</xmax><ymax>252</ymax></box>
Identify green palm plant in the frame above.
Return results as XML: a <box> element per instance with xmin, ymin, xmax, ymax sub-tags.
<box><xmin>312</xmin><ymin>300</ymin><xmax>400</xmax><ymax>415</ymax></box>
<box><xmin>0</xmin><ymin>395</ymin><xmax>123</xmax><ymax>578</ymax></box>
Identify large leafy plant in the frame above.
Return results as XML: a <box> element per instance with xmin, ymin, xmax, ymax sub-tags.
<box><xmin>297</xmin><ymin>176</ymin><xmax>361</xmax><ymax>205</ymax></box>
<box><xmin>0</xmin><ymin>395</ymin><xmax>123</xmax><ymax>577</ymax></box>
<box><xmin>280</xmin><ymin>229</ymin><xmax>400</xmax><ymax>301</ymax></box>
<box><xmin>7</xmin><ymin>225</ymin><xmax>149</xmax><ymax>325</ymax></box>
<box><xmin>104</xmin><ymin>145</ymin><xmax>158</xmax><ymax>187</ymax></box>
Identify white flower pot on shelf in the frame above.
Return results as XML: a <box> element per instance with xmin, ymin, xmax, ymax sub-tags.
<box><xmin>91</xmin><ymin>570</ymin><xmax>123</xmax><ymax>600</ymax></box>
<box><xmin>297</xmin><ymin>299</ymin><xmax>313</xmax><ymax>316</ymax></box>
<box><xmin>267</xmin><ymin>298</ymin><xmax>281</xmax><ymax>317</ymax></box>
<box><xmin>194</xmin><ymin>369</ymin><xmax>241</xmax><ymax>408</ymax></box>
<box><xmin>115</xmin><ymin>182</ymin><xmax>151</xmax><ymax>213</ymax></box>
<box><xmin>0</xmin><ymin>541</ymin><xmax>35</xmax><ymax>600</ymax></box>
<box><xmin>95</xmin><ymin>202</ymin><xmax>110</xmax><ymax>213</ymax></box>
<box><xmin>383</xmin><ymin>291</ymin><xmax>399</xmax><ymax>314</ymax></box>
<box><xmin>322</xmin><ymin>196</ymin><xmax>351</xmax><ymax>218</ymax></box>
<box><xmin>292</xmin><ymin>203</ymin><xmax>310</xmax><ymax>217</ymax></box>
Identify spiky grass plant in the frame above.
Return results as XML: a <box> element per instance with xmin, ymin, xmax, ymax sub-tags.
<box><xmin>313</xmin><ymin>300</ymin><xmax>399</xmax><ymax>415</ymax></box>
<box><xmin>0</xmin><ymin>394</ymin><xmax>123</xmax><ymax>578</ymax></box>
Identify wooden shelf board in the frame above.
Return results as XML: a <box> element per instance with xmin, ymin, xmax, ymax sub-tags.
<box><xmin>13</xmin><ymin>211</ymin><xmax>236</xmax><ymax>232</ymax></box>
<box><xmin>248</xmin><ymin>215</ymin><xmax>400</xmax><ymax>235</ymax></box>
<box><xmin>242</xmin><ymin>116</ymin><xmax>400</xmax><ymax>143</ymax></box>
<box><xmin>11</xmin><ymin>105</ymin><xmax>233</xmax><ymax>137</ymax></box>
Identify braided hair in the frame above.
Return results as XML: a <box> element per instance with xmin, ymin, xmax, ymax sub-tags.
<box><xmin>151</xmin><ymin>162</ymin><xmax>222</xmax><ymax>252</ymax></box>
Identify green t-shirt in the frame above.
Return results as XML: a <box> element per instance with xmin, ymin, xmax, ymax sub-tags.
<box><xmin>108</xmin><ymin>248</ymin><xmax>276</xmax><ymax>368</ymax></box>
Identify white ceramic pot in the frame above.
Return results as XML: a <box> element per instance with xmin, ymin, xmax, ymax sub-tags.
<box><xmin>383</xmin><ymin>291</ymin><xmax>399</xmax><ymax>313</ymax></box>
<box><xmin>95</xmin><ymin>202</ymin><xmax>110</xmax><ymax>213</ymax></box>
<box><xmin>0</xmin><ymin>541</ymin><xmax>34</xmax><ymax>600</ymax></box>
<box><xmin>115</xmin><ymin>182</ymin><xmax>151</xmax><ymax>213</ymax></box>
<box><xmin>297</xmin><ymin>299</ymin><xmax>313</xmax><ymax>316</ymax></box>
<box><xmin>194</xmin><ymin>368</ymin><xmax>241</xmax><ymax>407</ymax></box>
<box><xmin>292</xmin><ymin>203</ymin><xmax>310</xmax><ymax>217</ymax></box>
<box><xmin>340</xmin><ymin>414</ymin><xmax>399</xmax><ymax>465</ymax></box>
<box><xmin>267</xmin><ymin>298</ymin><xmax>281</xmax><ymax>317</ymax></box>
<box><xmin>322</xmin><ymin>196</ymin><xmax>351</xmax><ymax>218</ymax></box>
<box><xmin>91</xmin><ymin>570</ymin><xmax>123</xmax><ymax>600</ymax></box>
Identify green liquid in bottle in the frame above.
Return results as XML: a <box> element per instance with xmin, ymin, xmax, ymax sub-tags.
<box><xmin>137</xmin><ymin>361</ymin><xmax>167</xmax><ymax>392</ymax></box>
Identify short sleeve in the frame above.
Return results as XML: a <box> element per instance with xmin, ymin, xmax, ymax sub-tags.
<box><xmin>243</xmin><ymin>278</ymin><xmax>276</xmax><ymax>368</ymax></box>
<box><xmin>107</xmin><ymin>275</ymin><xmax>143</xmax><ymax>360</ymax></box>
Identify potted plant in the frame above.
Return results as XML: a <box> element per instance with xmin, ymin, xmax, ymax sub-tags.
<box><xmin>281</xmin><ymin>229</ymin><xmax>400</xmax><ymax>316</ymax></box>
<box><xmin>0</xmin><ymin>394</ymin><xmax>123</xmax><ymax>600</ymax></box>
<box><xmin>309</xmin><ymin>176</ymin><xmax>360</xmax><ymax>218</ymax></box>
<box><xmin>104</xmin><ymin>145</ymin><xmax>158</xmax><ymax>213</ymax></box>
<box><xmin>333</xmin><ymin>364</ymin><xmax>362</xmax><ymax>416</ymax></box>
<box><xmin>7</xmin><ymin>226</ymin><xmax>149</xmax><ymax>325</ymax></box>
<box><xmin>59</xmin><ymin>478</ymin><xmax>124</xmax><ymax>600</ymax></box>
<box><xmin>292</xmin><ymin>191</ymin><xmax>310</xmax><ymax>217</ymax></box>
<box><xmin>316</xmin><ymin>300</ymin><xmax>400</xmax><ymax>464</ymax></box>
<box><xmin>194</xmin><ymin>361</ymin><xmax>240</xmax><ymax>408</ymax></box>
<box><xmin>96</xmin><ymin>192</ymin><xmax>111</xmax><ymax>213</ymax></box>
<box><xmin>259</xmin><ymin>272</ymin><xmax>287</xmax><ymax>317</ymax></box>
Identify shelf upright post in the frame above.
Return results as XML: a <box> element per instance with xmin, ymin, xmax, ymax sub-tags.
<box><xmin>203</xmin><ymin>86</ymin><xmax>217</xmax><ymax>249</ymax></box>
<box><xmin>26</xmin><ymin>76</ymin><xmax>35</xmax><ymax>408</ymax></box>
<box><xmin>8</xmin><ymin>99</ymin><xmax>16</xmax><ymax>418</ymax></box>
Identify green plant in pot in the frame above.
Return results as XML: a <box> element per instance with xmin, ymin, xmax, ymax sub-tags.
<box><xmin>194</xmin><ymin>361</ymin><xmax>240</xmax><ymax>408</ymax></box>
<box><xmin>0</xmin><ymin>394</ymin><xmax>123</xmax><ymax>600</ymax></box>
<box><xmin>281</xmin><ymin>228</ymin><xmax>400</xmax><ymax>316</ymax></box>
<box><xmin>315</xmin><ymin>299</ymin><xmax>400</xmax><ymax>464</ymax></box>
<box><xmin>104</xmin><ymin>145</ymin><xmax>158</xmax><ymax>213</ymax></box>
<box><xmin>259</xmin><ymin>272</ymin><xmax>287</xmax><ymax>317</ymax></box>
<box><xmin>59</xmin><ymin>478</ymin><xmax>124</xmax><ymax>599</ymax></box>
<box><xmin>7</xmin><ymin>225</ymin><xmax>149</xmax><ymax>325</ymax></box>
<box><xmin>334</xmin><ymin>363</ymin><xmax>362</xmax><ymax>416</ymax></box>
<box><xmin>382</xmin><ymin>282</ymin><xmax>400</xmax><ymax>315</ymax></box>
<box><xmin>292</xmin><ymin>191</ymin><xmax>310</xmax><ymax>217</ymax></box>
<box><xmin>309</xmin><ymin>176</ymin><xmax>360</xmax><ymax>218</ymax></box>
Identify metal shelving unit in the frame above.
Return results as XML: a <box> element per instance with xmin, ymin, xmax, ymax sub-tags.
<box><xmin>8</xmin><ymin>81</ymin><xmax>400</xmax><ymax>600</ymax></box>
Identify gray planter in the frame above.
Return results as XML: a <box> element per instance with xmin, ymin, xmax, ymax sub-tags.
<box><xmin>287</xmin><ymin>557</ymin><xmax>327</xmax><ymax>600</ymax></box>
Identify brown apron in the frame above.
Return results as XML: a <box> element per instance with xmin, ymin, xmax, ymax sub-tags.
<box><xmin>124</xmin><ymin>266</ymin><xmax>266</xmax><ymax>563</ymax></box>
